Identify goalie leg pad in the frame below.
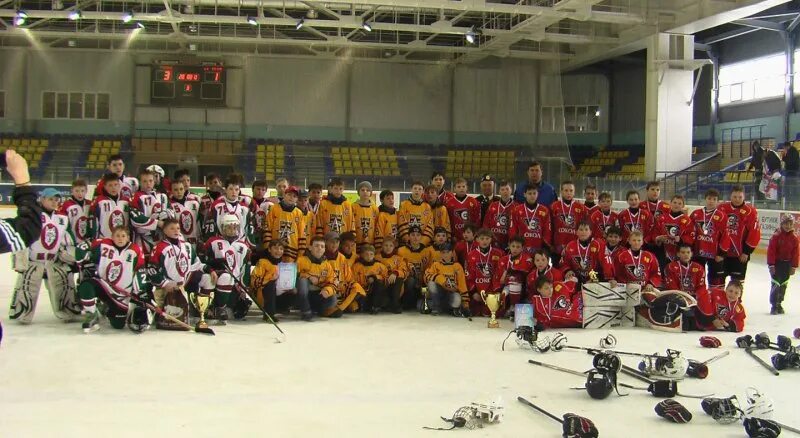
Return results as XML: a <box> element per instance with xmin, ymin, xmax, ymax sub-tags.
<box><xmin>45</xmin><ymin>262</ymin><xmax>82</xmax><ymax>321</ymax></box>
<box><xmin>9</xmin><ymin>262</ymin><xmax>45</xmax><ymax>323</ymax></box>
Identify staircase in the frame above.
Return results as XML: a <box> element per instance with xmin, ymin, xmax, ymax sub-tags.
<box><xmin>291</xmin><ymin>145</ymin><xmax>328</xmax><ymax>186</ymax></box>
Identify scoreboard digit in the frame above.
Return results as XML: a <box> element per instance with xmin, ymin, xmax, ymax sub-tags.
<box><xmin>150</xmin><ymin>64</ymin><xmax>226</xmax><ymax>107</ymax></box>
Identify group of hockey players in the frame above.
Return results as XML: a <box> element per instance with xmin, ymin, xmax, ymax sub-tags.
<box><xmin>6</xmin><ymin>156</ymin><xmax>799</xmax><ymax>335</ymax></box>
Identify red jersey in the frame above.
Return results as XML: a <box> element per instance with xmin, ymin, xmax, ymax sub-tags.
<box><xmin>652</xmin><ymin>212</ymin><xmax>694</xmax><ymax>262</ymax></box>
<box><xmin>645</xmin><ymin>199</ymin><xmax>672</xmax><ymax>221</ymax></box>
<box><xmin>492</xmin><ymin>252</ymin><xmax>534</xmax><ymax>292</ymax></box>
<box><xmin>718</xmin><ymin>202</ymin><xmax>761</xmax><ymax>257</ymax></box>
<box><xmin>584</xmin><ymin>201</ymin><xmax>600</xmax><ymax>216</ymax></box>
<box><xmin>465</xmin><ymin>246</ymin><xmax>505</xmax><ymax>292</ymax></box>
<box><xmin>509</xmin><ymin>202</ymin><xmax>551</xmax><ymax>255</ymax></box>
<box><xmin>560</xmin><ymin>238</ymin><xmax>613</xmax><ymax>283</ymax></box>
<box><xmin>696</xmin><ymin>287</ymin><xmax>746</xmax><ymax>332</ymax></box>
<box><xmin>590</xmin><ymin>209</ymin><xmax>618</xmax><ymax>239</ymax></box>
<box><xmin>526</xmin><ymin>266</ymin><xmax>565</xmax><ymax>299</ymax></box>
<box><xmin>664</xmin><ymin>260</ymin><xmax>707</xmax><ymax>297</ymax></box>
<box><xmin>550</xmin><ymin>199</ymin><xmax>588</xmax><ymax>255</ymax></box>
<box><xmin>532</xmin><ymin>281</ymin><xmax>582</xmax><ymax>329</ymax></box>
<box><xmin>612</xmin><ymin>248</ymin><xmax>662</xmax><ymax>288</ymax></box>
<box><xmin>616</xmin><ymin>207</ymin><xmax>654</xmax><ymax>244</ymax></box>
<box><xmin>482</xmin><ymin>198</ymin><xmax>517</xmax><ymax>249</ymax></box>
<box><xmin>689</xmin><ymin>207</ymin><xmax>729</xmax><ymax>260</ymax></box>
<box><xmin>767</xmin><ymin>229</ymin><xmax>799</xmax><ymax>267</ymax></box>
<box><xmin>445</xmin><ymin>195</ymin><xmax>481</xmax><ymax>241</ymax></box>
<box><xmin>454</xmin><ymin>240</ymin><xmax>477</xmax><ymax>266</ymax></box>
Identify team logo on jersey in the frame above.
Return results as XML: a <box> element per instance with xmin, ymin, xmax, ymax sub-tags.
<box><xmin>681</xmin><ymin>275</ymin><xmax>692</xmax><ymax>291</ymax></box>
<box><xmin>360</xmin><ymin>218</ymin><xmax>372</xmax><ymax>238</ymax></box>
<box><xmin>224</xmin><ymin>249</ymin><xmax>236</xmax><ymax>271</ymax></box>
<box><xmin>666</xmin><ymin>224</ymin><xmax>680</xmax><ymax>238</ymax></box>
<box><xmin>76</xmin><ymin>216</ymin><xmax>90</xmax><ymax>240</ymax></box>
<box><xmin>278</xmin><ymin>220</ymin><xmax>295</xmax><ymax>240</ymax></box>
<box><xmin>495</xmin><ymin>214</ymin><xmax>508</xmax><ymax>227</ymax></box>
<box><xmin>726</xmin><ymin>214</ymin><xmax>738</xmax><ymax>232</ymax></box>
<box><xmin>42</xmin><ymin>223</ymin><xmax>58</xmax><ymax>250</ymax></box>
<box><xmin>554</xmin><ymin>295</ymin><xmax>570</xmax><ymax>310</ymax></box>
<box><xmin>627</xmin><ymin>264</ymin><xmax>645</xmax><ymax>279</ymax></box>
<box><xmin>177</xmin><ymin>254</ymin><xmax>189</xmax><ymax>278</ymax></box>
<box><xmin>526</xmin><ymin>218</ymin><xmax>540</xmax><ymax>231</ymax></box>
<box><xmin>560</xmin><ymin>214</ymin><xmax>575</xmax><ymax>227</ymax></box>
<box><xmin>456</xmin><ymin>209</ymin><xmax>469</xmax><ymax>222</ymax></box>
<box><xmin>408</xmin><ymin>216</ymin><xmax>422</xmax><ymax>229</ymax></box>
<box><xmin>180</xmin><ymin>210</ymin><xmax>195</xmax><ymax>234</ymax></box>
<box><xmin>573</xmin><ymin>256</ymin><xmax>588</xmax><ymax>271</ymax></box>
<box><xmin>390</xmin><ymin>224</ymin><xmax>398</xmax><ymax>238</ymax></box>
<box><xmin>477</xmin><ymin>262</ymin><xmax>491</xmax><ymax>278</ymax></box>
<box><xmin>328</xmin><ymin>214</ymin><xmax>344</xmax><ymax>233</ymax></box>
<box><xmin>445</xmin><ymin>276</ymin><xmax>457</xmax><ymax>290</ymax></box>
<box><xmin>106</xmin><ymin>260</ymin><xmax>123</xmax><ymax>284</ymax></box>
<box><xmin>109</xmin><ymin>210</ymin><xmax>125</xmax><ymax>229</ymax></box>
<box><xmin>717</xmin><ymin>304</ymin><xmax>729</xmax><ymax>318</ymax></box>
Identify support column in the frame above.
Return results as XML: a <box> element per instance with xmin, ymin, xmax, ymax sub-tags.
<box><xmin>783</xmin><ymin>31</ymin><xmax>795</xmax><ymax>143</ymax></box>
<box><xmin>644</xmin><ymin>33</ymin><xmax>695</xmax><ymax>180</ymax></box>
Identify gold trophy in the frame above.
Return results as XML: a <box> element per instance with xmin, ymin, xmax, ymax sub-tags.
<box><xmin>588</xmin><ymin>269</ymin><xmax>599</xmax><ymax>283</ymax></box>
<box><xmin>480</xmin><ymin>290</ymin><xmax>501</xmax><ymax>328</ymax></box>
<box><xmin>190</xmin><ymin>292</ymin><xmax>213</xmax><ymax>330</ymax></box>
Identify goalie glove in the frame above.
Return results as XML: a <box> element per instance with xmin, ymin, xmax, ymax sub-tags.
<box><xmin>699</xmin><ymin>336</ymin><xmax>722</xmax><ymax>348</ymax></box>
<box><xmin>562</xmin><ymin>413</ymin><xmax>599</xmax><ymax>438</ymax></box>
<box><xmin>550</xmin><ymin>332</ymin><xmax>567</xmax><ymax>352</ymax></box>
<box><xmin>599</xmin><ymin>333</ymin><xmax>617</xmax><ymax>349</ymax></box>
<box><xmin>744</xmin><ymin>418</ymin><xmax>782</xmax><ymax>438</ymax></box>
<box><xmin>654</xmin><ymin>399</ymin><xmax>693</xmax><ymax>423</ymax></box>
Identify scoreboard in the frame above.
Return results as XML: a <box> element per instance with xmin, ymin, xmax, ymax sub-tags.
<box><xmin>151</xmin><ymin>64</ymin><xmax>226</xmax><ymax>107</ymax></box>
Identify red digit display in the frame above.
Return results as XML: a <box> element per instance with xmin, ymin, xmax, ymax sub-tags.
<box><xmin>161</xmin><ymin>68</ymin><xmax>172</xmax><ymax>81</ymax></box>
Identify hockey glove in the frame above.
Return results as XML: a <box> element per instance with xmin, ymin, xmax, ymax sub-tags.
<box><xmin>654</xmin><ymin>399</ymin><xmax>692</xmax><ymax>423</ymax></box>
<box><xmin>699</xmin><ymin>336</ymin><xmax>722</xmax><ymax>348</ymax></box>
<box><xmin>737</xmin><ymin>335</ymin><xmax>754</xmax><ymax>348</ymax></box>
<box><xmin>744</xmin><ymin>418</ymin><xmax>782</xmax><ymax>438</ymax></box>
<box><xmin>648</xmin><ymin>380</ymin><xmax>678</xmax><ymax>397</ymax></box>
<box><xmin>686</xmin><ymin>360</ymin><xmax>709</xmax><ymax>379</ymax></box>
<box><xmin>562</xmin><ymin>413</ymin><xmax>599</xmax><ymax>438</ymax></box>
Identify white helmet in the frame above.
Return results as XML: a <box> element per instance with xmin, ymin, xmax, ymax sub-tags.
<box><xmin>146</xmin><ymin>165</ymin><xmax>165</xmax><ymax>178</ymax></box>
<box><xmin>743</xmin><ymin>387</ymin><xmax>774</xmax><ymax>420</ymax></box>
<box><xmin>221</xmin><ymin>214</ymin><xmax>240</xmax><ymax>238</ymax></box>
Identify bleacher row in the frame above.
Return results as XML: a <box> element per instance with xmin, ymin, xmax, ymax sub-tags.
<box><xmin>0</xmin><ymin>137</ymin><xmax>49</xmax><ymax>169</ymax></box>
<box><xmin>86</xmin><ymin>139</ymin><xmax>123</xmax><ymax>170</ymax></box>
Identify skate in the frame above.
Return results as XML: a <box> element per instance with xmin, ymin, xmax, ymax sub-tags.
<box><xmin>215</xmin><ymin>306</ymin><xmax>228</xmax><ymax>325</ymax></box>
<box><xmin>82</xmin><ymin>310</ymin><xmax>100</xmax><ymax>333</ymax></box>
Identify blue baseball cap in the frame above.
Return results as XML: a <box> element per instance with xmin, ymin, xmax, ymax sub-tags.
<box><xmin>40</xmin><ymin>188</ymin><xmax>63</xmax><ymax>198</ymax></box>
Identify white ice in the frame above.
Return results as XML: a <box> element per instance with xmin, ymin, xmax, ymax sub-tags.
<box><xmin>0</xmin><ymin>245</ymin><xmax>797</xmax><ymax>437</ymax></box>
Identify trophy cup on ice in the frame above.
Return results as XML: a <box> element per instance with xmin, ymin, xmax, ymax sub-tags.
<box><xmin>190</xmin><ymin>292</ymin><xmax>212</xmax><ymax>330</ymax></box>
<box><xmin>480</xmin><ymin>290</ymin><xmax>501</xmax><ymax>328</ymax></box>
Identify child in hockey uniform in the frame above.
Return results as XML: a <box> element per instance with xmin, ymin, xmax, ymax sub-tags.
<box><xmin>423</xmin><ymin>243</ymin><xmax>468</xmax><ymax>316</ymax></box>
<box><xmin>466</xmin><ymin>229</ymin><xmax>505</xmax><ymax>317</ymax></box>
<box><xmin>652</xmin><ymin>195</ymin><xmax>694</xmax><ymax>267</ymax></box>
<box><xmin>696</xmin><ymin>280</ymin><xmax>746</xmax><ymax>332</ymax></box>
<box><xmin>76</xmin><ymin>226</ymin><xmax>151</xmax><ymax>333</ymax></box>
<box><xmin>665</xmin><ymin>244</ymin><xmax>708</xmax><ymax>298</ymax></box>
<box><xmin>376</xmin><ymin>237</ymin><xmax>409</xmax><ymax>313</ymax></box>
<box><xmin>532</xmin><ymin>277</ymin><xmax>583</xmax><ymax>329</ymax></box>
<box><xmin>690</xmin><ymin>189</ymin><xmax>728</xmax><ymax>289</ymax></box>
<box><xmin>767</xmin><ymin>216</ymin><xmax>799</xmax><ymax>314</ymax></box>
<box><xmin>644</xmin><ymin>181</ymin><xmax>672</xmax><ymax>220</ymax></box>
<box><xmin>617</xmin><ymin>190</ymin><xmax>654</xmax><ymax>246</ymax></box>
<box><xmin>425</xmin><ymin>185</ymin><xmax>452</xmax><ymax>240</ymax></box>
<box><xmin>526</xmin><ymin>249</ymin><xmax>564</xmax><ymax>301</ymax></box>
<box><xmin>169</xmin><ymin>180</ymin><xmax>202</xmax><ymax>244</ymax></box>
<box><xmin>550</xmin><ymin>181</ymin><xmax>588</xmax><ymax>266</ymax></box>
<box><xmin>199</xmin><ymin>173</ymin><xmax>222</xmax><ymax>240</ymax></box>
<box><xmin>250</xmin><ymin>240</ymin><xmax>285</xmax><ymax>321</ymax></box>
<box><xmin>315</xmin><ymin>178</ymin><xmax>354</xmax><ymax>237</ymax></box>
<box><xmin>560</xmin><ymin>222</ymin><xmax>613</xmax><ymax>285</ymax></box>
<box><xmin>90</xmin><ymin>173</ymin><xmax>131</xmax><ymax>239</ymax></box>
<box><xmin>352</xmin><ymin>245</ymin><xmax>391</xmax><ymax>314</ymax></box>
<box><xmin>296</xmin><ymin>236</ymin><xmax>341</xmax><ymax>319</ymax></box>
<box><xmin>250</xmin><ymin>180</ymin><xmax>273</xmax><ymax>248</ymax></box>
<box><xmin>208</xmin><ymin>177</ymin><xmax>254</xmax><ymax>245</ymax></box>
<box><xmin>610</xmin><ymin>230</ymin><xmax>662</xmax><ymax>289</ymax></box>
<box><xmin>353</xmin><ymin>181</ymin><xmax>379</xmax><ymax>252</ymax></box>
<box><xmin>493</xmin><ymin>237</ymin><xmax>534</xmax><ymax>311</ymax></box>
<box><xmin>603</xmin><ymin>226</ymin><xmax>624</xmax><ymax>267</ymax></box>
<box><xmin>509</xmin><ymin>186</ymin><xmax>552</xmax><ymax>256</ymax></box>
<box><xmin>130</xmin><ymin>169</ymin><xmax>172</xmax><ymax>254</ymax></box>
<box><xmin>398</xmin><ymin>181</ymin><xmax>434</xmax><ymax>245</ymax></box>
<box><xmin>203</xmin><ymin>214</ymin><xmax>252</xmax><ymax>321</ymax></box>
<box><xmin>482</xmin><ymin>180</ymin><xmax>516</xmax><ymax>250</ymax></box>
<box><xmin>297</xmin><ymin>188</ymin><xmax>315</xmax><ymax>239</ymax></box>
<box><xmin>338</xmin><ymin>231</ymin><xmax>359</xmax><ymax>267</ymax></box>
<box><xmin>445</xmin><ymin>178</ymin><xmax>481</xmax><ymax>241</ymax></box>
<box><xmin>59</xmin><ymin>179</ymin><xmax>93</xmax><ymax>245</ymax></box>
<box><xmin>719</xmin><ymin>185</ymin><xmax>761</xmax><ymax>282</ymax></box>
<box><xmin>263</xmin><ymin>186</ymin><xmax>307</xmax><ymax>262</ymax></box>
<box><xmin>431</xmin><ymin>171</ymin><xmax>453</xmax><ymax>205</ymax></box>
<box><xmin>93</xmin><ymin>154</ymin><xmax>139</xmax><ymax>199</ymax></box>
<box><xmin>423</xmin><ymin>227</ymin><xmax>450</xmax><ymax>271</ymax></box>
<box><xmin>10</xmin><ymin>188</ymin><xmax>82</xmax><ymax>324</ymax></box>
<box><xmin>398</xmin><ymin>227</ymin><xmax>431</xmax><ymax>309</ymax></box>
<box><xmin>583</xmin><ymin>184</ymin><xmax>599</xmax><ymax>214</ymax></box>
<box><xmin>454</xmin><ymin>224</ymin><xmax>477</xmax><ymax>266</ymax></box>
<box><xmin>324</xmin><ymin>232</ymin><xmax>366</xmax><ymax>313</ymax></box>
<box><xmin>374</xmin><ymin>190</ymin><xmax>398</xmax><ymax>249</ymax></box>
<box><xmin>590</xmin><ymin>192</ymin><xmax>618</xmax><ymax>239</ymax></box>
<box><xmin>149</xmin><ymin>219</ymin><xmax>217</xmax><ymax>328</ymax></box>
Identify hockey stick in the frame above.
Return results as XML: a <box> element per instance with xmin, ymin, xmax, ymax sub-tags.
<box><xmin>516</xmin><ymin>397</ymin><xmax>563</xmax><ymax>424</ymax></box>
<box><xmin>775</xmin><ymin>421</ymin><xmax>800</xmax><ymax>435</ymax></box>
<box><xmin>744</xmin><ymin>347</ymin><xmax>780</xmax><ymax>376</ymax></box>
<box><xmin>223</xmin><ymin>266</ymin><xmax>286</xmax><ymax>343</ymax></box>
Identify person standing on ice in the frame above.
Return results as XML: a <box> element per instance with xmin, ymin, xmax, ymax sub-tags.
<box><xmin>93</xmin><ymin>154</ymin><xmax>139</xmax><ymax>200</ymax></box>
<box><xmin>0</xmin><ymin>150</ymin><xmax>45</xmax><ymax>255</ymax></box>
<box><xmin>513</xmin><ymin>161</ymin><xmax>556</xmax><ymax>206</ymax></box>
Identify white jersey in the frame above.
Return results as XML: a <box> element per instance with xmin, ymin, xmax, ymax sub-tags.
<box><xmin>59</xmin><ymin>198</ymin><xmax>92</xmax><ymax>244</ymax></box>
<box><xmin>150</xmin><ymin>238</ymin><xmax>205</xmax><ymax>287</ymax></box>
<box><xmin>121</xmin><ymin>176</ymin><xmax>140</xmax><ymax>199</ymax></box>
<box><xmin>90</xmin><ymin>195</ymin><xmax>131</xmax><ymax>239</ymax></box>
<box><xmin>130</xmin><ymin>190</ymin><xmax>170</xmax><ymax>252</ymax></box>
<box><xmin>73</xmin><ymin>238</ymin><xmax>146</xmax><ymax>298</ymax></box>
<box><xmin>171</xmin><ymin>193</ymin><xmax>202</xmax><ymax>242</ymax></box>
<box><xmin>203</xmin><ymin>236</ymin><xmax>251</xmax><ymax>278</ymax></box>
<box><xmin>251</xmin><ymin>198</ymin><xmax>273</xmax><ymax>238</ymax></box>
<box><xmin>27</xmin><ymin>211</ymin><xmax>73</xmax><ymax>262</ymax></box>
<box><xmin>209</xmin><ymin>197</ymin><xmax>252</xmax><ymax>242</ymax></box>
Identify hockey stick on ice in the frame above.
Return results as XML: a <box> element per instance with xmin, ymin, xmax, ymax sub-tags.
<box><xmin>517</xmin><ymin>397</ymin><xmax>599</xmax><ymax>438</ymax></box>
<box><xmin>517</xmin><ymin>397</ymin><xmax>563</xmax><ymax>424</ymax></box>
<box><xmin>223</xmin><ymin>266</ymin><xmax>286</xmax><ymax>343</ymax></box>
<box><xmin>744</xmin><ymin>347</ymin><xmax>780</xmax><ymax>376</ymax></box>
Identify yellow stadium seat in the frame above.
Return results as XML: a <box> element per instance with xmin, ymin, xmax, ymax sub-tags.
<box><xmin>41</xmin><ymin>139</ymin><xmax>49</xmax><ymax>147</ymax></box>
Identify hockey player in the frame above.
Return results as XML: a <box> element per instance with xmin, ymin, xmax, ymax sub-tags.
<box><xmin>93</xmin><ymin>154</ymin><xmax>139</xmax><ymax>199</ymax></box>
<box><xmin>59</xmin><ymin>179</ymin><xmax>93</xmax><ymax>246</ymax></box>
<box><xmin>376</xmin><ymin>237</ymin><xmax>408</xmax><ymax>313</ymax></box>
<box><xmin>445</xmin><ymin>178</ymin><xmax>481</xmax><ymax>241</ymax></box>
<box><xmin>199</xmin><ymin>173</ymin><xmax>222</xmax><ymax>239</ymax></box>
<box><xmin>664</xmin><ymin>244</ymin><xmax>708</xmax><ymax>298</ymax></box>
<box><xmin>560</xmin><ymin>222</ymin><xmax>613</xmax><ymax>285</ymax></box>
<box><xmin>423</xmin><ymin>243</ymin><xmax>468</xmax><ymax>316</ymax></box>
<box><xmin>147</xmin><ymin>164</ymin><xmax>170</xmax><ymax>194</ymax></box>
<box><xmin>531</xmin><ymin>277</ymin><xmax>583</xmax><ymax>329</ymax></box>
<box><xmin>398</xmin><ymin>181</ymin><xmax>434</xmax><ymax>245</ymax></box>
<box><xmin>250</xmin><ymin>239</ymin><xmax>285</xmax><ymax>321</ymax></box>
<box><xmin>374</xmin><ymin>190</ymin><xmax>398</xmax><ymax>249</ymax></box>
<box><xmin>475</xmin><ymin>174</ymin><xmax>499</xmax><ymax>224</ymax></box>
<box><xmin>718</xmin><ymin>185</ymin><xmax>761</xmax><ymax>282</ymax></box>
<box><xmin>690</xmin><ymin>189</ymin><xmax>728</xmax><ymax>289</ymax></box>
<box><xmin>493</xmin><ymin>236</ymin><xmax>534</xmax><ymax>311</ymax></box>
<box><xmin>9</xmin><ymin>188</ymin><xmax>81</xmax><ymax>324</ymax></box>
<box><xmin>466</xmin><ymin>229</ymin><xmax>505</xmax><ymax>317</ymax></box>
<box><xmin>423</xmin><ymin>227</ymin><xmax>450</xmax><ymax>272</ymax></box>
<box><xmin>526</xmin><ymin>248</ymin><xmax>564</xmax><ymax>301</ymax></box>
<box><xmin>315</xmin><ymin>178</ymin><xmax>354</xmax><ymax>237</ymax></box>
<box><xmin>149</xmin><ymin>219</ymin><xmax>217</xmax><ymax>328</ymax></box>
<box><xmin>130</xmin><ymin>169</ymin><xmax>172</xmax><ymax>254</ymax></box>
<box><xmin>425</xmin><ymin>184</ymin><xmax>452</xmax><ymax>240</ymax></box>
<box><xmin>250</xmin><ymin>180</ymin><xmax>273</xmax><ymax>246</ymax></box>
<box><xmin>550</xmin><ymin>181</ymin><xmax>588</xmax><ymax>267</ymax></box>
<box><xmin>306</xmin><ymin>182</ymin><xmax>322</xmax><ymax>214</ymax></box>
<box><xmin>767</xmin><ymin>216</ymin><xmax>798</xmax><ymax>314</ymax></box>
<box><xmin>695</xmin><ymin>280</ymin><xmax>746</xmax><ymax>332</ymax></box>
<box><xmin>610</xmin><ymin>230</ymin><xmax>662</xmax><ymax>290</ymax></box>
<box><xmin>169</xmin><ymin>180</ymin><xmax>202</xmax><ymax>244</ymax></box>
<box><xmin>644</xmin><ymin>181</ymin><xmax>672</xmax><ymax>220</ymax></box>
<box><xmin>76</xmin><ymin>226</ymin><xmax>150</xmax><ymax>333</ymax></box>
<box><xmin>297</xmin><ymin>188</ymin><xmax>315</xmax><ymax>240</ymax></box>
<box><xmin>353</xmin><ymin>181</ymin><xmax>379</xmax><ymax>252</ymax></box>
<box><xmin>323</xmin><ymin>232</ymin><xmax>366</xmax><ymax>313</ymax></box>
<box><xmin>482</xmin><ymin>180</ymin><xmax>516</xmax><ymax>250</ymax></box>
<box><xmin>90</xmin><ymin>173</ymin><xmax>131</xmax><ymax>239</ymax></box>
<box><xmin>352</xmin><ymin>244</ymin><xmax>390</xmax><ymax>314</ymax></box>
<box><xmin>296</xmin><ymin>236</ymin><xmax>341</xmax><ymax>319</ymax></box>
<box><xmin>173</xmin><ymin>168</ymin><xmax>192</xmax><ymax>192</ymax></box>
<box><xmin>589</xmin><ymin>192</ymin><xmax>618</xmax><ymax>239</ymax></box>
<box><xmin>398</xmin><ymin>226</ymin><xmax>431</xmax><ymax>309</ymax></box>
<box><xmin>203</xmin><ymin>214</ymin><xmax>252</xmax><ymax>322</ymax></box>
<box><xmin>583</xmin><ymin>184</ymin><xmax>599</xmax><ymax>214</ymax></box>
<box><xmin>617</xmin><ymin>190</ymin><xmax>654</xmax><ymax>246</ymax></box>
<box><xmin>652</xmin><ymin>195</ymin><xmax>694</xmax><ymax>268</ymax></box>
<box><xmin>430</xmin><ymin>171</ymin><xmax>453</xmax><ymax>205</ymax></box>
<box><xmin>603</xmin><ymin>226</ymin><xmax>624</xmax><ymax>269</ymax></box>
<box><xmin>273</xmin><ymin>177</ymin><xmax>289</xmax><ymax>204</ymax></box>
<box><xmin>454</xmin><ymin>224</ymin><xmax>477</xmax><ymax>266</ymax></box>
<box><xmin>263</xmin><ymin>186</ymin><xmax>307</xmax><ymax>262</ymax></box>
<box><xmin>338</xmin><ymin>231</ymin><xmax>359</xmax><ymax>267</ymax></box>
<box><xmin>207</xmin><ymin>177</ymin><xmax>254</xmax><ymax>245</ymax></box>
<box><xmin>509</xmin><ymin>185</ymin><xmax>551</xmax><ymax>256</ymax></box>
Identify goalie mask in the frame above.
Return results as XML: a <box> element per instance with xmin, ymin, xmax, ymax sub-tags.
<box><xmin>701</xmin><ymin>396</ymin><xmax>742</xmax><ymax>425</ymax></box>
<box><xmin>221</xmin><ymin>214</ymin><xmax>240</xmax><ymax>239</ymax></box>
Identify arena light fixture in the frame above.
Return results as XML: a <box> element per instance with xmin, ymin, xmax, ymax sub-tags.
<box><xmin>122</xmin><ymin>11</ymin><xmax>133</xmax><ymax>23</ymax></box>
<box><xmin>247</xmin><ymin>16</ymin><xmax>258</xmax><ymax>25</ymax></box>
<box><xmin>465</xmin><ymin>26</ymin><xmax>480</xmax><ymax>44</ymax></box>
<box><xmin>68</xmin><ymin>10</ymin><xmax>81</xmax><ymax>20</ymax></box>
<box><xmin>14</xmin><ymin>10</ymin><xmax>27</xmax><ymax>26</ymax></box>
<box><xmin>362</xmin><ymin>21</ymin><xmax>372</xmax><ymax>32</ymax></box>
<box><xmin>295</xmin><ymin>18</ymin><xmax>304</xmax><ymax>30</ymax></box>
<box><xmin>136</xmin><ymin>21</ymin><xmax>145</xmax><ymax>29</ymax></box>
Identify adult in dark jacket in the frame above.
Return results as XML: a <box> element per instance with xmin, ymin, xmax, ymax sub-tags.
<box><xmin>0</xmin><ymin>150</ymin><xmax>43</xmax><ymax>254</ymax></box>
<box><xmin>514</xmin><ymin>161</ymin><xmax>556</xmax><ymax>206</ymax></box>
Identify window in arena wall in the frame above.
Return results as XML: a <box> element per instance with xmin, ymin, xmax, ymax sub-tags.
<box><xmin>42</xmin><ymin>91</ymin><xmax>110</xmax><ymax>119</ymax></box>
<box><xmin>718</xmin><ymin>53</ymin><xmax>785</xmax><ymax>106</ymax></box>
<box><xmin>542</xmin><ymin>105</ymin><xmax>600</xmax><ymax>133</ymax></box>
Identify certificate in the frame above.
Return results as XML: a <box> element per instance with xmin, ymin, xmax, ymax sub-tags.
<box><xmin>276</xmin><ymin>262</ymin><xmax>298</xmax><ymax>295</ymax></box>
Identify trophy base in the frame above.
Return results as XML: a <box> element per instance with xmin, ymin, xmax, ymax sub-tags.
<box><xmin>487</xmin><ymin>319</ymin><xmax>500</xmax><ymax>329</ymax></box>
<box><xmin>196</xmin><ymin>321</ymin><xmax>209</xmax><ymax>330</ymax></box>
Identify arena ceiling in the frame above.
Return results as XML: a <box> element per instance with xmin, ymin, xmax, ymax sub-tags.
<box><xmin>0</xmin><ymin>0</ymin><xmax>792</xmax><ymax>67</ymax></box>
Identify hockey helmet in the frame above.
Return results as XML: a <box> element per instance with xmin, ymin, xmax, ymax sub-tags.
<box><xmin>146</xmin><ymin>164</ymin><xmax>165</xmax><ymax>178</ymax></box>
<box><xmin>221</xmin><ymin>214</ymin><xmax>240</xmax><ymax>238</ymax></box>
<box><xmin>585</xmin><ymin>370</ymin><xmax>614</xmax><ymax>400</ymax></box>
<box><xmin>743</xmin><ymin>388</ymin><xmax>774</xmax><ymax>420</ymax></box>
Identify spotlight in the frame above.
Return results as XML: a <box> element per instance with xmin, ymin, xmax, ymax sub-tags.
<box><xmin>247</xmin><ymin>16</ymin><xmax>258</xmax><ymax>25</ymax></box>
<box><xmin>122</xmin><ymin>11</ymin><xmax>133</xmax><ymax>23</ymax></box>
<box><xmin>296</xmin><ymin>18</ymin><xmax>304</xmax><ymax>30</ymax></box>
<box><xmin>16</xmin><ymin>9</ymin><xmax>28</xmax><ymax>19</ymax></box>
<box><xmin>465</xmin><ymin>26</ymin><xmax>481</xmax><ymax>44</ymax></box>
<box><xmin>362</xmin><ymin>21</ymin><xmax>372</xmax><ymax>32</ymax></box>
<box><xmin>68</xmin><ymin>40</ymin><xmax>76</xmax><ymax>47</ymax></box>
<box><xmin>595</xmin><ymin>109</ymin><xmax>601</xmax><ymax>117</ymax></box>
<box><xmin>136</xmin><ymin>22</ymin><xmax>145</xmax><ymax>29</ymax></box>
<box><xmin>68</xmin><ymin>10</ymin><xmax>81</xmax><ymax>20</ymax></box>
<box><xmin>14</xmin><ymin>16</ymin><xmax>25</xmax><ymax>26</ymax></box>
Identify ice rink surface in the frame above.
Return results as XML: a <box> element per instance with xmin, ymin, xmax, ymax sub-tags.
<box><xmin>0</xmin><ymin>252</ymin><xmax>797</xmax><ymax>438</ymax></box>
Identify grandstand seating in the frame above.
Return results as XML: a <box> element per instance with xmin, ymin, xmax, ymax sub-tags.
<box><xmin>0</xmin><ymin>136</ymin><xmax>49</xmax><ymax>169</ymax></box>
<box><xmin>332</xmin><ymin>146</ymin><xmax>401</xmax><ymax>178</ymax></box>
<box><xmin>572</xmin><ymin>146</ymin><xmax>644</xmax><ymax>178</ymax></box>
<box><xmin>255</xmin><ymin>143</ymin><xmax>286</xmax><ymax>182</ymax></box>
<box><xmin>445</xmin><ymin>149</ymin><xmax>515</xmax><ymax>181</ymax></box>
<box><xmin>86</xmin><ymin>139</ymin><xmax>122</xmax><ymax>169</ymax></box>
